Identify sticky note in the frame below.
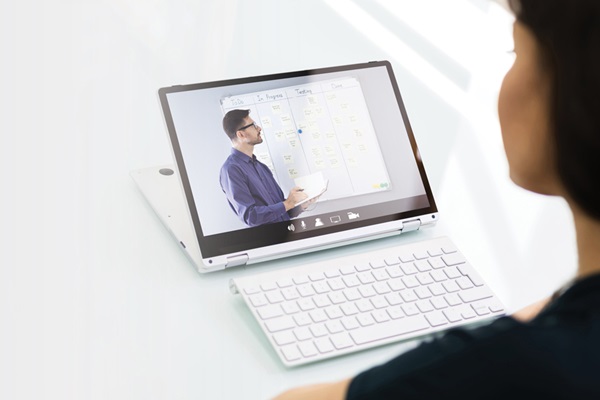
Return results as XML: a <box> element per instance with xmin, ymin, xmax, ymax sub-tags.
<box><xmin>281</xmin><ymin>114</ymin><xmax>292</xmax><ymax>126</ymax></box>
<box><xmin>261</xmin><ymin>116</ymin><xmax>273</xmax><ymax>128</ymax></box>
<box><xmin>271</xmin><ymin>103</ymin><xmax>282</xmax><ymax>114</ymax></box>
<box><xmin>283</xmin><ymin>154</ymin><xmax>294</xmax><ymax>164</ymax></box>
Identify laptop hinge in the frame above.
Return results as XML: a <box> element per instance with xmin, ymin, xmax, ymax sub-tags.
<box><xmin>225</xmin><ymin>253</ymin><xmax>249</xmax><ymax>268</ymax></box>
<box><xmin>401</xmin><ymin>219</ymin><xmax>421</xmax><ymax>233</ymax></box>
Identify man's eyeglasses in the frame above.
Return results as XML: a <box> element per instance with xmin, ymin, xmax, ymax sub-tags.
<box><xmin>238</xmin><ymin>122</ymin><xmax>259</xmax><ymax>131</ymax></box>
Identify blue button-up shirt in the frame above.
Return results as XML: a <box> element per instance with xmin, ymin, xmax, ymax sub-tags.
<box><xmin>220</xmin><ymin>148</ymin><xmax>299</xmax><ymax>227</ymax></box>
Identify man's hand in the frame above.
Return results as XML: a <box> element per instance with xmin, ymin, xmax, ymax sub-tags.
<box><xmin>512</xmin><ymin>296</ymin><xmax>551</xmax><ymax>322</ymax></box>
<box><xmin>284</xmin><ymin>187</ymin><xmax>308</xmax><ymax>211</ymax></box>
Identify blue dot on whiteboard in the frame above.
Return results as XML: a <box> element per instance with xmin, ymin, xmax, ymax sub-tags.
<box><xmin>298</xmin><ymin>129</ymin><xmax>303</xmax><ymax>134</ymax></box>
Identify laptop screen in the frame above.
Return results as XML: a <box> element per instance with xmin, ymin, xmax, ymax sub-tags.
<box><xmin>159</xmin><ymin>61</ymin><xmax>437</xmax><ymax>266</ymax></box>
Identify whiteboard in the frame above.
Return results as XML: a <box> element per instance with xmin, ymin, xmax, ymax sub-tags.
<box><xmin>221</xmin><ymin>77</ymin><xmax>391</xmax><ymax>202</ymax></box>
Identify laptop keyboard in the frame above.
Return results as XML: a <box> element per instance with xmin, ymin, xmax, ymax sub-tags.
<box><xmin>230</xmin><ymin>237</ymin><xmax>505</xmax><ymax>367</ymax></box>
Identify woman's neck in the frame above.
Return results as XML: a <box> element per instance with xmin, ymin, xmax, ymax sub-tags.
<box><xmin>572</xmin><ymin>205</ymin><xmax>600</xmax><ymax>279</ymax></box>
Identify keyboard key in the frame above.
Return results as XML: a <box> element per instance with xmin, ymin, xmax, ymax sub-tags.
<box><xmin>293</xmin><ymin>314</ymin><xmax>312</xmax><ymax>326</ymax></box>
<box><xmin>459</xmin><ymin>306</ymin><xmax>477</xmax><ymax>319</ymax></box>
<box><xmin>400</xmin><ymin>290</ymin><xmax>418</xmax><ymax>303</ymax></box>
<box><xmin>416</xmin><ymin>273</ymin><xmax>434</xmax><ymax>285</ymax></box>
<box><xmin>398</xmin><ymin>252</ymin><xmax>415</xmax><ymax>263</ymax></box>
<box><xmin>373</xmin><ymin>282</ymin><xmax>391</xmax><ymax>295</ymax></box>
<box><xmin>282</xmin><ymin>302</ymin><xmax>300</xmax><ymax>315</ymax></box>
<box><xmin>387</xmin><ymin>305</ymin><xmax>405</xmax><ymax>319</ymax></box>
<box><xmin>442</xmin><ymin>280</ymin><xmax>461</xmax><ymax>293</ymax></box>
<box><xmin>402</xmin><ymin>303</ymin><xmax>419</xmax><ymax>316</ymax></box>
<box><xmin>358</xmin><ymin>285</ymin><xmax>376</xmax><ymax>298</ymax></box>
<box><xmin>386</xmin><ymin>265</ymin><xmax>403</xmax><ymax>278</ymax></box>
<box><xmin>249</xmin><ymin>294</ymin><xmax>268</xmax><ymax>307</ymax></box>
<box><xmin>401</xmin><ymin>263</ymin><xmax>418</xmax><ymax>275</ymax></box>
<box><xmin>356</xmin><ymin>299</ymin><xmax>374</xmax><ymax>313</ymax></box>
<box><xmin>415</xmin><ymin>287</ymin><xmax>432</xmax><ymax>299</ymax></box>
<box><xmin>244</xmin><ymin>286</ymin><xmax>260</xmax><ymax>295</ymax></box>
<box><xmin>314</xmin><ymin>338</ymin><xmax>335</xmax><ymax>353</ymax></box>
<box><xmin>468</xmin><ymin>272</ymin><xmax>486</xmax><ymax>287</ymax></box>
<box><xmin>293</xmin><ymin>327</ymin><xmax>312</xmax><ymax>341</ymax></box>
<box><xmin>340</xmin><ymin>265</ymin><xmax>356</xmax><ymax>275</ymax></box>
<box><xmin>456</xmin><ymin>276</ymin><xmax>474</xmax><ymax>290</ymax></box>
<box><xmin>372</xmin><ymin>310</ymin><xmax>391</xmax><ymax>323</ymax></box>
<box><xmin>350</xmin><ymin>315</ymin><xmax>429</xmax><ymax>345</ymax></box>
<box><xmin>281</xmin><ymin>287</ymin><xmax>300</xmax><ymax>301</ymax></box>
<box><xmin>385</xmin><ymin>256</ymin><xmax>401</xmax><ymax>266</ymax></box>
<box><xmin>417</xmin><ymin>300</ymin><xmax>434</xmax><ymax>313</ymax></box>
<box><xmin>324</xmin><ymin>306</ymin><xmax>343</xmax><ymax>319</ymax></box>
<box><xmin>343</xmin><ymin>288</ymin><xmax>361</xmax><ymax>301</ymax></box>
<box><xmin>442</xmin><ymin>253</ymin><xmax>465</xmax><ymax>266</ymax></box>
<box><xmin>355</xmin><ymin>263</ymin><xmax>371</xmax><ymax>272</ymax></box>
<box><xmin>265</xmin><ymin>316</ymin><xmax>296</xmax><ymax>333</ymax></box>
<box><xmin>281</xmin><ymin>345</ymin><xmax>302</xmax><ymax>361</ymax></box>
<box><xmin>298</xmin><ymin>341</ymin><xmax>319</xmax><ymax>357</ymax></box>
<box><xmin>309</xmin><ymin>323</ymin><xmax>328</xmax><ymax>337</ymax></box>
<box><xmin>428</xmin><ymin>257</ymin><xmax>446</xmax><ymax>269</ymax></box>
<box><xmin>312</xmin><ymin>281</ymin><xmax>330</xmax><ymax>294</ymax></box>
<box><xmin>313</xmin><ymin>294</ymin><xmax>332</xmax><ymax>308</ymax></box>
<box><xmin>309</xmin><ymin>309</ymin><xmax>328</xmax><ymax>323</ymax></box>
<box><xmin>430</xmin><ymin>270</ymin><xmax>447</xmax><ymax>282</ymax></box>
<box><xmin>342</xmin><ymin>275</ymin><xmax>360</xmax><ymax>288</ymax></box>
<box><xmin>277</xmin><ymin>278</ymin><xmax>293</xmax><ymax>288</ymax></box>
<box><xmin>298</xmin><ymin>299</ymin><xmax>315</xmax><ymax>311</ymax></box>
<box><xmin>385</xmin><ymin>292</ymin><xmax>403</xmax><ymax>306</ymax></box>
<box><xmin>445</xmin><ymin>266</ymin><xmax>462</xmax><ymax>279</ymax></box>
<box><xmin>330</xmin><ymin>332</ymin><xmax>354</xmax><ymax>349</ymax></box>
<box><xmin>258</xmin><ymin>305</ymin><xmax>284</xmax><ymax>320</ymax></box>
<box><xmin>297</xmin><ymin>284</ymin><xmax>316</xmax><ymax>297</ymax></box>
<box><xmin>261</xmin><ymin>282</ymin><xmax>277</xmax><ymax>291</ymax></box>
<box><xmin>388</xmin><ymin>279</ymin><xmax>405</xmax><ymax>292</ymax></box>
<box><xmin>425</xmin><ymin>311</ymin><xmax>448</xmax><ymax>327</ymax></box>
<box><xmin>328</xmin><ymin>278</ymin><xmax>345</xmax><ymax>291</ymax></box>
<box><xmin>341</xmin><ymin>317</ymin><xmax>360</xmax><ymax>330</ymax></box>
<box><xmin>458</xmin><ymin>287</ymin><xmax>493</xmax><ymax>303</ymax></box>
<box><xmin>489</xmin><ymin>300</ymin><xmax>505</xmax><ymax>313</ymax></box>
<box><xmin>430</xmin><ymin>297</ymin><xmax>448</xmax><ymax>310</ymax></box>
<box><xmin>325</xmin><ymin>269</ymin><xmax>341</xmax><ymax>278</ymax></box>
<box><xmin>325</xmin><ymin>320</ymin><xmax>344</xmax><ymax>334</ymax></box>
<box><xmin>357</xmin><ymin>313</ymin><xmax>376</xmax><ymax>327</ymax></box>
<box><xmin>298</xmin><ymin>341</ymin><xmax>318</xmax><ymax>357</ymax></box>
<box><xmin>358</xmin><ymin>272</ymin><xmax>375</xmax><ymax>284</ymax></box>
<box><xmin>444</xmin><ymin>293</ymin><xmax>462</xmax><ymax>306</ymax></box>
<box><xmin>328</xmin><ymin>292</ymin><xmax>347</xmax><ymax>305</ymax></box>
<box><xmin>471</xmin><ymin>302</ymin><xmax>491</xmax><ymax>316</ymax></box>
<box><xmin>428</xmin><ymin>248</ymin><xmax>443</xmax><ymax>257</ymax></box>
<box><xmin>402</xmin><ymin>276</ymin><xmax>419</xmax><ymax>288</ymax></box>
<box><xmin>266</xmin><ymin>291</ymin><xmax>284</xmax><ymax>304</ymax></box>
<box><xmin>429</xmin><ymin>283</ymin><xmax>446</xmax><ymax>296</ymax></box>
<box><xmin>370</xmin><ymin>297</ymin><xmax>389</xmax><ymax>309</ymax></box>
<box><xmin>443</xmin><ymin>308</ymin><xmax>463</xmax><ymax>323</ymax></box>
<box><xmin>370</xmin><ymin>259</ymin><xmax>386</xmax><ymax>269</ymax></box>
<box><xmin>273</xmin><ymin>330</ymin><xmax>296</xmax><ymax>346</ymax></box>
<box><xmin>340</xmin><ymin>303</ymin><xmax>359</xmax><ymax>316</ymax></box>
<box><xmin>413</xmin><ymin>250</ymin><xmax>429</xmax><ymax>260</ymax></box>
<box><xmin>415</xmin><ymin>260</ymin><xmax>432</xmax><ymax>272</ymax></box>
<box><xmin>372</xmin><ymin>269</ymin><xmax>389</xmax><ymax>282</ymax></box>
<box><xmin>293</xmin><ymin>276</ymin><xmax>309</xmax><ymax>285</ymax></box>
<box><xmin>442</xmin><ymin>245</ymin><xmax>457</xmax><ymax>254</ymax></box>
<box><xmin>309</xmin><ymin>272</ymin><xmax>326</xmax><ymax>281</ymax></box>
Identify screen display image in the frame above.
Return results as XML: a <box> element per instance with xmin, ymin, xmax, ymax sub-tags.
<box><xmin>159</xmin><ymin>61</ymin><xmax>437</xmax><ymax>260</ymax></box>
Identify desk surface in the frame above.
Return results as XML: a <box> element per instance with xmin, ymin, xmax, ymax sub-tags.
<box><xmin>0</xmin><ymin>1</ymin><xmax>577</xmax><ymax>399</ymax></box>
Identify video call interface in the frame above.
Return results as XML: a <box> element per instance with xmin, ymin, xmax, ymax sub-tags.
<box><xmin>165</xmin><ymin>63</ymin><xmax>432</xmax><ymax>256</ymax></box>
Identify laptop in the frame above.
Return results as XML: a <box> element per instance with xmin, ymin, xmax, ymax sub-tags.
<box><xmin>132</xmin><ymin>60</ymin><xmax>505</xmax><ymax>365</ymax></box>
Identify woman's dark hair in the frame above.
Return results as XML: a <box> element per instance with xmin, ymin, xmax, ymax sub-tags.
<box><xmin>509</xmin><ymin>0</ymin><xmax>600</xmax><ymax>220</ymax></box>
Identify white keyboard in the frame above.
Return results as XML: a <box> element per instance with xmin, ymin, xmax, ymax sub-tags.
<box><xmin>230</xmin><ymin>237</ymin><xmax>505</xmax><ymax>367</ymax></box>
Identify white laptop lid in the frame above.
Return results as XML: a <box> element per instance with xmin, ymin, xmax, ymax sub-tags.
<box><xmin>155</xmin><ymin>61</ymin><xmax>438</xmax><ymax>272</ymax></box>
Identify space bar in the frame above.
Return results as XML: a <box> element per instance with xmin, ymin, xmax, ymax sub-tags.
<box><xmin>350</xmin><ymin>316</ymin><xmax>430</xmax><ymax>345</ymax></box>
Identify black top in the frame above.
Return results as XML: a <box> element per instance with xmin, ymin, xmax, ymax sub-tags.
<box><xmin>347</xmin><ymin>274</ymin><xmax>600</xmax><ymax>399</ymax></box>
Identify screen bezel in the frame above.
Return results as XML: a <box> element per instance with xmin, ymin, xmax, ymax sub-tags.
<box><xmin>158</xmin><ymin>60</ymin><xmax>438</xmax><ymax>265</ymax></box>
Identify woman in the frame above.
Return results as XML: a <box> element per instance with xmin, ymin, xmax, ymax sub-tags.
<box><xmin>275</xmin><ymin>0</ymin><xmax>600</xmax><ymax>398</ymax></box>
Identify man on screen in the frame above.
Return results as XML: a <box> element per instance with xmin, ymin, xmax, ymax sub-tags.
<box><xmin>219</xmin><ymin>109</ymin><xmax>309</xmax><ymax>227</ymax></box>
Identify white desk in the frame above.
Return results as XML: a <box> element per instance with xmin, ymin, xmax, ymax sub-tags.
<box><xmin>0</xmin><ymin>1</ymin><xmax>577</xmax><ymax>399</ymax></box>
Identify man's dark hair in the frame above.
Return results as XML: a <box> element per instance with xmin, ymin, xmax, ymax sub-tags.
<box><xmin>222</xmin><ymin>109</ymin><xmax>250</xmax><ymax>140</ymax></box>
<box><xmin>509</xmin><ymin>0</ymin><xmax>600</xmax><ymax>220</ymax></box>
